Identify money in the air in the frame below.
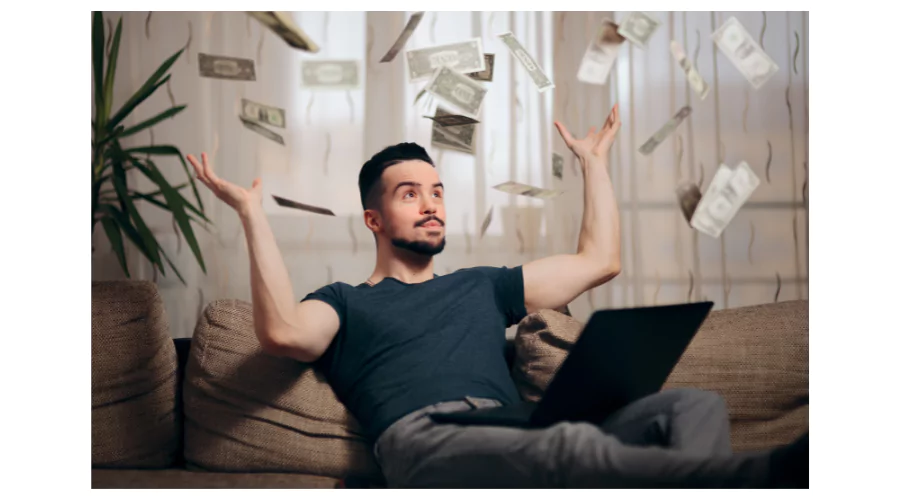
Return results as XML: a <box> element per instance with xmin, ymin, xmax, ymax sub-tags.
<box><xmin>497</xmin><ymin>32</ymin><xmax>554</xmax><ymax>92</ymax></box>
<box><xmin>247</xmin><ymin>12</ymin><xmax>319</xmax><ymax>52</ymax></box>
<box><xmin>638</xmin><ymin>106</ymin><xmax>692</xmax><ymax>156</ymax></box>
<box><xmin>272</xmin><ymin>195</ymin><xmax>335</xmax><ymax>216</ymax></box>
<box><xmin>690</xmin><ymin>162</ymin><xmax>760</xmax><ymax>238</ymax></box>
<box><xmin>711</xmin><ymin>17</ymin><xmax>779</xmax><ymax>89</ymax></box>
<box><xmin>300</xmin><ymin>60</ymin><xmax>361</xmax><ymax>90</ymax></box>
<box><xmin>241</xmin><ymin>99</ymin><xmax>286</xmax><ymax>129</ymax></box>
<box><xmin>577</xmin><ymin>19</ymin><xmax>626</xmax><ymax>85</ymax></box>
<box><xmin>552</xmin><ymin>153</ymin><xmax>564</xmax><ymax>180</ymax></box>
<box><xmin>493</xmin><ymin>181</ymin><xmax>563</xmax><ymax>200</ymax></box>
<box><xmin>424</xmin><ymin>114</ymin><xmax>480</xmax><ymax>127</ymax></box>
<box><xmin>617</xmin><ymin>12</ymin><xmax>661</xmax><ymax>48</ymax></box>
<box><xmin>240</xmin><ymin>117</ymin><xmax>284</xmax><ymax>145</ymax></box>
<box><xmin>670</xmin><ymin>41</ymin><xmax>709</xmax><ymax>99</ymax></box>
<box><xmin>431</xmin><ymin>107</ymin><xmax>476</xmax><ymax>154</ymax></box>
<box><xmin>675</xmin><ymin>182</ymin><xmax>702</xmax><ymax>223</ymax></box>
<box><xmin>425</xmin><ymin>66</ymin><xmax>487</xmax><ymax>118</ymax></box>
<box><xmin>380</xmin><ymin>11</ymin><xmax>425</xmax><ymax>63</ymax></box>
<box><xmin>406</xmin><ymin>39</ymin><xmax>486</xmax><ymax>82</ymax></box>
<box><xmin>199</xmin><ymin>53</ymin><xmax>256</xmax><ymax>81</ymax></box>
<box><xmin>466</xmin><ymin>54</ymin><xmax>495</xmax><ymax>82</ymax></box>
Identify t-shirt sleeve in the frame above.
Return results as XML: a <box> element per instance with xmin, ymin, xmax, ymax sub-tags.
<box><xmin>300</xmin><ymin>282</ymin><xmax>347</xmax><ymax>330</ymax></box>
<box><xmin>474</xmin><ymin>265</ymin><xmax>528</xmax><ymax>327</ymax></box>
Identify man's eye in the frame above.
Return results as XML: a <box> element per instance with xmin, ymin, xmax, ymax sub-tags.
<box><xmin>404</xmin><ymin>192</ymin><xmax>415</xmax><ymax>199</ymax></box>
<box><xmin>433</xmin><ymin>191</ymin><xmax>442</xmax><ymax>198</ymax></box>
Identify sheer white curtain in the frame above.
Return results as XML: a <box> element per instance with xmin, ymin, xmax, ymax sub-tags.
<box><xmin>92</xmin><ymin>11</ymin><xmax>557</xmax><ymax>338</ymax></box>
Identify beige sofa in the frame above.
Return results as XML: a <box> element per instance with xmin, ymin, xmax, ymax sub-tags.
<box><xmin>91</xmin><ymin>281</ymin><xmax>808</xmax><ymax>488</ymax></box>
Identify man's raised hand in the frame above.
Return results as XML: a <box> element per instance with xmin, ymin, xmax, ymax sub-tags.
<box><xmin>187</xmin><ymin>152</ymin><xmax>262</xmax><ymax>216</ymax></box>
<box><xmin>554</xmin><ymin>103</ymin><xmax>621</xmax><ymax>166</ymax></box>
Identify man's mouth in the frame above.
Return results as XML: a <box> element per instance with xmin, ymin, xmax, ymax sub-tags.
<box><xmin>422</xmin><ymin>221</ymin><xmax>442</xmax><ymax>228</ymax></box>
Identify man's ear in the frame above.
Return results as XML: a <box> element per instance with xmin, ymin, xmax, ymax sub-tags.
<box><xmin>363</xmin><ymin>209</ymin><xmax>382</xmax><ymax>234</ymax></box>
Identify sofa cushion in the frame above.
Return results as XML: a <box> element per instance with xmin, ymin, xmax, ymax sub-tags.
<box><xmin>183</xmin><ymin>299</ymin><xmax>381</xmax><ymax>480</ymax></box>
<box><xmin>91</xmin><ymin>468</ymin><xmax>339</xmax><ymax>488</ymax></box>
<box><xmin>512</xmin><ymin>301</ymin><xmax>809</xmax><ymax>452</ymax></box>
<box><xmin>91</xmin><ymin>281</ymin><xmax>179</xmax><ymax>468</ymax></box>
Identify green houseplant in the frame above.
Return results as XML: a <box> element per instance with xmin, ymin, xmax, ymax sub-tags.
<box><xmin>92</xmin><ymin>11</ymin><xmax>209</xmax><ymax>285</ymax></box>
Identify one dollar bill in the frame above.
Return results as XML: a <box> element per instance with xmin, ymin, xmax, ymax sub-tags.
<box><xmin>577</xmin><ymin>19</ymin><xmax>626</xmax><ymax>85</ymax></box>
<box><xmin>431</xmin><ymin>107</ymin><xmax>476</xmax><ymax>155</ymax></box>
<box><xmin>247</xmin><ymin>12</ymin><xmax>319</xmax><ymax>52</ymax></box>
<box><xmin>670</xmin><ymin>40</ymin><xmax>709</xmax><ymax>100</ymax></box>
<box><xmin>690</xmin><ymin>162</ymin><xmax>760</xmax><ymax>238</ymax></box>
<box><xmin>425</xmin><ymin>66</ymin><xmax>487</xmax><ymax>118</ymax></box>
<box><xmin>241</xmin><ymin>98</ymin><xmax>285</xmax><ymax>128</ymax></box>
<box><xmin>638</xmin><ymin>106</ymin><xmax>692</xmax><ymax>156</ymax></box>
<box><xmin>199</xmin><ymin>53</ymin><xmax>256</xmax><ymax>81</ymax></box>
<box><xmin>617</xmin><ymin>12</ymin><xmax>661</xmax><ymax>49</ymax></box>
<box><xmin>380</xmin><ymin>11</ymin><xmax>425</xmax><ymax>63</ymax></box>
<box><xmin>497</xmin><ymin>32</ymin><xmax>554</xmax><ymax>92</ymax></box>
<box><xmin>300</xmin><ymin>60</ymin><xmax>360</xmax><ymax>89</ymax></box>
<box><xmin>240</xmin><ymin>117</ymin><xmax>284</xmax><ymax>145</ymax></box>
<box><xmin>493</xmin><ymin>181</ymin><xmax>563</xmax><ymax>200</ymax></box>
<box><xmin>272</xmin><ymin>195</ymin><xmax>335</xmax><ymax>216</ymax></box>
<box><xmin>406</xmin><ymin>39</ymin><xmax>486</xmax><ymax>82</ymax></box>
<box><xmin>711</xmin><ymin>17</ymin><xmax>779</xmax><ymax>89</ymax></box>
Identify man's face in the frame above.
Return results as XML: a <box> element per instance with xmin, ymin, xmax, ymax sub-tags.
<box><xmin>373</xmin><ymin>160</ymin><xmax>446</xmax><ymax>256</ymax></box>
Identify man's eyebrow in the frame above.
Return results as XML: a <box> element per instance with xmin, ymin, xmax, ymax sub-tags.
<box><xmin>393</xmin><ymin>181</ymin><xmax>444</xmax><ymax>193</ymax></box>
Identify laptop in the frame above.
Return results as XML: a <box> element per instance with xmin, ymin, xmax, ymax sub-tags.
<box><xmin>429</xmin><ymin>301</ymin><xmax>714</xmax><ymax>428</ymax></box>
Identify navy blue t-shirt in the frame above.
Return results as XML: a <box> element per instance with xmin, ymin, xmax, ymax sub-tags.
<box><xmin>300</xmin><ymin>266</ymin><xmax>528</xmax><ymax>441</ymax></box>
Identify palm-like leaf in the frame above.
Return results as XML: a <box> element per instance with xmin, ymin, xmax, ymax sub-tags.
<box><xmin>92</xmin><ymin>12</ymin><xmax>209</xmax><ymax>286</ymax></box>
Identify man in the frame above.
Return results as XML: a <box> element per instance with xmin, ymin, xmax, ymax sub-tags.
<box><xmin>186</xmin><ymin>105</ymin><xmax>807</xmax><ymax>488</ymax></box>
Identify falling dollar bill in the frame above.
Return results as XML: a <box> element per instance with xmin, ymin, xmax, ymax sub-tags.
<box><xmin>424</xmin><ymin>114</ymin><xmax>480</xmax><ymax>127</ymax></box>
<box><xmin>497</xmin><ymin>32</ymin><xmax>554</xmax><ymax>92</ymax></box>
<box><xmin>692</xmin><ymin>164</ymin><xmax>733</xmax><ymax>221</ymax></box>
<box><xmin>617</xmin><ymin>12</ymin><xmax>661</xmax><ymax>49</ymax></box>
<box><xmin>272</xmin><ymin>195</ymin><xmax>335</xmax><ymax>216</ymax></box>
<box><xmin>670</xmin><ymin>41</ymin><xmax>709</xmax><ymax>100</ymax></box>
<box><xmin>493</xmin><ymin>181</ymin><xmax>563</xmax><ymax>200</ymax></box>
<box><xmin>300</xmin><ymin>60</ymin><xmax>361</xmax><ymax>89</ymax></box>
<box><xmin>406</xmin><ymin>39</ymin><xmax>486</xmax><ymax>82</ymax></box>
<box><xmin>241</xmin><ymin>98</ymin><xmax>286</xmax><ymax>128</ymax></box>
<box><xmin>552</xmin><ymin>153</ymin><xmax>564</xmax><ymax>180</ymax></box>
<box><xmin>690</xmin><ymin>161</ymin><xmax>760</xmax><ymax>238</ymax></box>
<box><xmin>480</xmin><ymin>205</ymin><xmax>494</xmax><ymax>239</ymax></box>
<box><xmin>380</xmin><ymin>11</ymin><xmax>425</xmax><ymax>63</ymax></box>
<box><xmin>431</xmin><ymin>107</ymin><xmax>476</xmax><ymax>154</ymax></box>
<box><xmin>675</xmin><ymin>182</ymin><xmax>702</xmax><ymax>223</ymax></box>
<box><xmin>425</xmin><ymin>66</ymin><xmax>487</xmax><ymax>118</ymax></box>
<box><xmin>638</xmin><ymin>106</ymin><xmax>692</xmax><ymax>156</ymax></box>
<box><xmin>577</xmin><ymin>19</ymin><xmax>626</xmax><ymax>85</ymax></box>
<box><xmin>240</xmin><ymin>117</ymin><xmax>284</xmax><ymax>145</ymax></box>
<box><xmin>199</xmin><ymin>53</ymin><xmax>256</xmax><ymax>81</ymax></box>
<box><xmin>711</xmin><ymin>17</ymin><xmax>779</xmax><ymax>89</ymax></box>
<box><xmin>247</xmin><ymin>12</ymin><xmax>319</xmax><ymax>52</ymax></box>
<box><xmin>466</xmin><ymin>54</ymin><xmax>495</xmax><ymax>82</ymax></box>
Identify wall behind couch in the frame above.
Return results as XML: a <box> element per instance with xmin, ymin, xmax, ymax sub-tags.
<box><xmin>91</xmin><ymin>11</ymin><xmax>808</xmax><ymax>338</ymax></box>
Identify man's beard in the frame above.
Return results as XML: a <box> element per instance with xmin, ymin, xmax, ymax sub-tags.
<box><xmin>390</xmin><ymin>236</ymin><xmax>446</xmax><ymax>256</ymax></box>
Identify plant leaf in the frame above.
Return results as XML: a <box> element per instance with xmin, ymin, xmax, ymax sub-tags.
<box><xmin>108</xmin><ymin>48</ymin><xmax>182</xmax><ymax>130</ymax></box>
<box><xmin>102</xmin><ymin>18</ymin><xmax>123</xmax><ymax>122</ymax></box>
<box><xmin>111</xmin><ymin>161</ymin><xmax>162</xmax><ymax>267</ymax></box>
<box><xmin>124</xmin><ymin>144</ymin><xmax>205</xmax><ymax>212</ymax></box>
<box><xmin>119</xmin><ymin>105</ymin><xmax>186</xmax><ymax>138</ymax></box>
<box><xmin>131</xmin><ymin>190</ymin><xmax>210</xmax><ymax>225</ymax></box>
<box><xmin>131</xmin><ymin>157</ymin><xmax>206</xmax><ymax>274</ymax></box>
<box><xmin>99</xmin><ymin>217</ymin><xmax>129</xmax><ymax>278</ymax></box>
<box><xmin>157</xmin><ymin>243</ymin><xmax>186</xmax><ymax>286</ymax></box>
<box><xmin>92</xmin><ymin>12</ymin><xmax>105</xmax><ymax>127</ymax></box>
<box><xmin>97</xmin><ymin>204</ymin><xmax>165</xmax><ymax>277</ymax></box>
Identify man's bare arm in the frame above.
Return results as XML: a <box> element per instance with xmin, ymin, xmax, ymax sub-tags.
<box><xmin>522</xmin><ymin>106</ymin><xmax>622</xmax><ymax>314</ymax></box>
<box><xmin>188</xmin><ymin>153</ymin><xmax>338</xmax><ymax>363</ymax></box>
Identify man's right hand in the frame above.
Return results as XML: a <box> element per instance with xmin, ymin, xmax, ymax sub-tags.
<box><xmin>187</xmin><ymin>152</ymin><xmax>262</xmax><ymax>217</ymax></box>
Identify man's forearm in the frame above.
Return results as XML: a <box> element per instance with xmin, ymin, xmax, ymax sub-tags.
<box><xmin>239</xmin><ymin>205</ymin><xmax>301</xmax><ymax>344</ymax></box>
<box><xmin>576</xmin><ymin>158</ymin><xmax>621</xmax><ymax>273</ymax></box>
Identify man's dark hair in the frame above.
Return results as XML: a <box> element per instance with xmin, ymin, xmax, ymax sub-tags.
<box><xmin>358</xmin><ymin>142</ymin><xmax>434</xmax><ymax>211</ymax></box>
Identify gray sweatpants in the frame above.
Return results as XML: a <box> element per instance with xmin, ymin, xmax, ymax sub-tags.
<box><xmin>373</xmin><ymin>388</ymin><xmax>774</xmax><ymax>488</ymax></box>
